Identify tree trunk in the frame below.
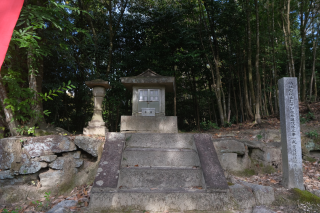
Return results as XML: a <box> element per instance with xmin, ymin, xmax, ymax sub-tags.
<box><xmin>272</xmin><ymin>0</ymin><xmax>278</xmax><ymax>114</ymax></box>
<box><xmin>243</xmin><ymin>51</ymin><xmax>254</xmax><ymax>120</ymax></box>
<box><xmin>192</xmin><ymin>74</ymin><xmax>200</xmax><ymax>131</ymax></box>
<box><xmin>310</xmin><ymin>22</ymin><xmax>318</xmax><ymax>101</ymax></box>
<box><xmin>232</xmin><ymin>78</ymin><xmax>239</xmax><ymax>123</ymax></box>
<box><xmin>246</xmin><ymin>0</ymin><xmax>255</xmax><ymax>110</ymax></box>
<box><xmin>244</xmin><ymin>64</ymin><xmax>254</xmax><ymax>120</ymax></box>
<box><xmin>198</xmin><ymin>0</ymin><xmax>225</xmax><ymax>124</ymax></box>
<box><xmin>237</xmin><ymin>52</ymin><xmax>245</xmax><ymax>122</ymax></box>
<box><xmin>28</xmin><ymin>54</ymin><xmax>46</xmax><ymax>129</ymax></box>
<box><xmin>281</xmin><ymin>0</ymin><xmax>295</xmax><ymax>77</ymax></box>
<box><xmin>299</xmin><ymin>8</ymin><xmax>306</xmax><ymax>101</ymax></box>
<box><xmin>0</xmin><ymin>75</ymin><xmax>18</xmax><ymax>136</ymax></box>
<box><xmin>255</xmin><ymin>0</ymin><xmax>261</xmax><ymax>124</ymax></box>
<box><xmin>227</xmin><ymin>79</ymin><xmax>231</xmax><ymax>123</ymax></box>
<box><xmin>262</xmin><ymin>59</ymin><xmax>269</xmax><ymax>116</ymax></box>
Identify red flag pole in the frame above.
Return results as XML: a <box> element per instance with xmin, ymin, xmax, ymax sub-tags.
<box><xmin>0</xmin><ymin>0</ymin><xmax>24</xmax><ymax>71</ymax></box>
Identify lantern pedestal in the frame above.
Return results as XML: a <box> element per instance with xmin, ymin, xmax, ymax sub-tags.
<box><xmin>83</xmin><ymin>80</ymin><xmax>111</xmax><ymax>136</ymax></box>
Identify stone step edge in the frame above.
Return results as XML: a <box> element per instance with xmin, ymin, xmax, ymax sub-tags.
<box><xmin>119</xmin><ymin>167</ymin><xmax>201</xmax><ymax>170</ymax></box>
<box><xmin>123</xmin><ymin>147</ymin><xmax>197</xmax><ymax>152</ymax></box>
<box><xmin>91</xmin><ymin>188</ymin><xmax>228</xmax><ymax>193</ymax></box>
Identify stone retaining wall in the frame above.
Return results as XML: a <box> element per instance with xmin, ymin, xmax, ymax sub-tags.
<box><xmin>0</xmin><ymin>135</ymin><xmax>105</xmax><ymax>203</ymax></box>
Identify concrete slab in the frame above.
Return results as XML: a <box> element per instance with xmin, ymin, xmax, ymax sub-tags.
<box><xmin>194</xmin><ymin>134</ymin><xmax>229</xmax><ymax>192</ymax></box>
<box><xmin>125</xmin><ymin>133</ymin><xmax>195</xmax><ymax>150</ymax></box>
<box><xmin>121</xmin><ymin>148</ymin><xmax>200</xmax><ymax>168</ymax></box>
<box><xmin>118</xmin><ymin>168</ymin><xmax>203</xmax><ymax>189</ymax></box>
<box><xmin>89</xmin><ymin>191</ymin><xmax>230</xmax><ymax>212</ymax></box>
<box><xmin>120</xmin><ymin>116</ymin><xmax>178</xmax><ymax>133</ymax></box>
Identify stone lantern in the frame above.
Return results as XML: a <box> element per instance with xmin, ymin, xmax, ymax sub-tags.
<box><xmin>120</xmin><ymin>69</ymin><xmax>177</xmax><ymax>133</ymax></box>
<box><xmin>83</xmin><ymin>79</ymin><xmax>111</xmax><ymax>136</ymax></box>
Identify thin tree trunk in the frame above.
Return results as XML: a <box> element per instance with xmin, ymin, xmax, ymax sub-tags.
<box><xmin>310</xmin><ymin>22</ymin><xmax>318</xmax><ymax>101</ymax></box>
<box><xmin>0</xmin><ymin>75</ymin><xmax>18</xmax><ymax>136</ymax></box>
<box><xmin>105</xmin><ymin>0</ymin><xmax>128</xmax><ymax>78</ymax></box>
<box><xmin>193</xmin><ymin>75</ymin><xmax>200</xmax><ymax>131</ymax></box>
<box><xmin>232</xmin><ymin>78</ymin><xmax>239</xmax><ymax>123</ymax></box>
<box><xmin>227</xmin><ymin>79</ymin><xmax>231</xmax><ymax>123</ymax></box>
<box><xmin>255</xmin><ymin>0</ymin><xmax>261</xmax><ymax>124</ymax></box>
<box><xmin>28</xmin><ymin>54</ymin><xmax>46</xmax><ymax>129</ymax></box>
<box><xmin>300</xmin><ymin>10</ymin><xmax>306</xmax><ymax>101</ymax></box>
<box><xmin>287</xmin><ymin>0</ymin><xmax>295</xmax><ymax>77</ymax></box>
<box><xmin>263</xmin><ymin>59</ymin><xmax>269</xmax><ymax>116</ymax></box>
<box><xmin>244</xmin><ymin>61</ymin><xmax>254</xmax><ymax>119</ymax></box>
<box><xmin>198</xmin><ymin>1</ymin><xmax>225</xmax><ymax>124</ymax></box>
<box><xmin>281</xmin><ymin>0</ymin><xmax>295</xmax><ymax>77</ymax></box>
<box><xmin>272</xmin><ymin>0</ymin><xmax>278</xmax><ymax>114</ymax></box>
<box><xmin>237</xmin><ymin>52</ymin><xmax>245</xmax><ymax>122</ymax></box>
<box><xmin>115</xmin><ymin>103</ymin><xmax>120</xmax><ymax>132</ymax></box>
<box><xmin>209</xmin><ymin>81</ymin><xmax>217</xmax><ymax>124</ymax></box>
<box><xmin>247</xmin><ymin>0</ymin><xmax>255</xmax><ymax>110</ymax></box>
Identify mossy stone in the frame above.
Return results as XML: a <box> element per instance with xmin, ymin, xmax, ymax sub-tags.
<box><xmin>291</xmin><ymin>188</ymin><xmax>320</xmax><ymax>204</ymax></box>
<box><xmin>34</xmin><ymin>130</ymin><xmax>52</xmax><ymax>137</ymax></box>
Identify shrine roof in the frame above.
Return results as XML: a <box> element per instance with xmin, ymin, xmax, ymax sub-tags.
<box><xmin>120</xmin><ymin>69</ymin><xmax>175</xmax><ymax>92</ymax></box>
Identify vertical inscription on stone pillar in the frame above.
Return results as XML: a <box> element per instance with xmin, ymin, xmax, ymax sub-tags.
<box><xmin>278</xmin><ymin>77</ymin><xmax>304</xmax><ymax>190</ymax></box>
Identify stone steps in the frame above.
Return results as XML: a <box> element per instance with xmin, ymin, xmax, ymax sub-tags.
<box><xmin>118</xmin><ymin>168</ymin><xmax>204</xmax><ymax>190</ymax></box>
<box><xmin>89</xmin><ymin>191</ymin><xmax>229</xmax><ymax>212</ymax></box>
<box><xmin>89</xmin><ymin>133</ymin><xmax>229</xmax><ymax>212</ymax></box>
<box><xmin>121</xmin><ymin>148</ymin><xmax>200</xmax><ymax>168</ymax></box>
<box><xmin>125</xmin><ymin>133</ymin><xmax>195</xmax><ymax>149</ymax></box>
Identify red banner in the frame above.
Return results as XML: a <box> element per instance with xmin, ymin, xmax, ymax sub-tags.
<box><xmin>0</xmin><ymin>0</ymin><xmax>24</xmax><ymax>70</ymax></box>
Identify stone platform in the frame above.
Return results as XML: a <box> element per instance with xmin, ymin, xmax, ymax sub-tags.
<box><xmin>120</xmin><ymin>116</ymin><xmax>178</xmax><ymax>133</ymax></box>
<box><xmin>89</xmin><ymin>133</ymin><xmax>229</xmax><ymax>212</ymax></box>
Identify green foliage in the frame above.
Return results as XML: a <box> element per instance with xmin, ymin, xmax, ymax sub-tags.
<box><xmin>2</xmin><ymin>69</ymin><xmax>36</xmax><ymax>123</ymax></box>
<box><xmin>32</xmin><ymin>200</ymin><xmax>43</xmax><ymax>208</ymax></box>
<box><xmin>0</xmin><ymin>0</ymin><xmax>318</xmax><ymax>136</ymax></box>
<box><xmin>200</xmin><ymin>121</ymin><xmax>220</xmax><ymax>130</ymax></box>
<box><xmin>44</xmin><ymin>191</ymin><xmax>51</xmax><ymax>207</ymax></box>
<box><xmin>262</xmin><ymin>165</ymin><xmax>276</xmax><ymax>174</ymax></box>
<box><xmin>306</xmin><ymin>131</ymin><xmax>319</xmax><ymax>139</ymax></box>
<box><xmin>125</xmin><ymin>135</ymin><xmax>132</xmax><ymax>141</ymax></box>
<box><xmin>30</xmin><ymin>191</ymin><xmax>51</xmax><ymax>209</ymax></box>
<box><xmin>300</xmin><ymin>112</ymin><xmax>315</xmax><ymax>124</ymax></box>
<box><xmin>257</xmin><ymin>134</ymin><xmax>263</xmax><ymax>141</ymax></box>
<box><xmin>304</xmin><ymin>156</ymin><xmax>317</xmax><ymax>163</ymax></box>
<box><xmin>223</xmin><ymin>122</ymin><xmax>232</xmax><ymax>128</ymax></box>
<box><xmin>237</xmin><ymin>169</ymin><xmax>256</xmax><ymax>177</ymax></box>
<box><xmin>1</xmin><ymin>208</ymin><xmax>21</xmax><ymax>213</ymax></box>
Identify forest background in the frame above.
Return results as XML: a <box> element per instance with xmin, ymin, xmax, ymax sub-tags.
<box><xmin>0</xmin><ymin>0</ymin><xmax>319</xmax><ymax>137</ymax></box>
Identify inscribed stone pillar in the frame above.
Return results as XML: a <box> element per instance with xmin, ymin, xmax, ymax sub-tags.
<box><xmin>278</xmin><ymin>77</ymin><xmax>304</xmax><ymax>190</ymax></box>
<box><xmin>83</xmin><ymin>80</ymin><xmax>111</xmax><ymax>136</ymax></box>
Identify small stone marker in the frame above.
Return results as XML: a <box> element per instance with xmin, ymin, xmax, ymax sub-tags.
<box><xmin>278</xmin><ymin>77</ymin><xmax>304</xmax><ymax>190</ymax></box>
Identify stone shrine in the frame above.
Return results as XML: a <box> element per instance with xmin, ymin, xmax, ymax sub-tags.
<box><xmin>89</xmin><ymin>70</ymin><xmax>229</xmax><ymax>212</ymax></box>
<box><xmin>83</xmin><ymin>79</ymin><xmax>111</xmax><ymax>136</ymax></box>
<box><xmin>278</xmin><ymin>77</ymin><xmax>304</xmax><ymax>190</ymax></box>
<box><xmin>120</xmin><ymin>69</ymin><xmax>178</xmax><ymax>133</ymax></box>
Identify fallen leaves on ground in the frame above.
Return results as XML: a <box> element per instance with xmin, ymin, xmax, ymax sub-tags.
<box><xmin>231</xmin><ymin>160</ymin><xmax>320</xmax><ymax>192</ymax></box>
<box><xmin>3</xmin><ymin>184</ymin><xmax>92</xmax><ymax>213</ymax></box>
